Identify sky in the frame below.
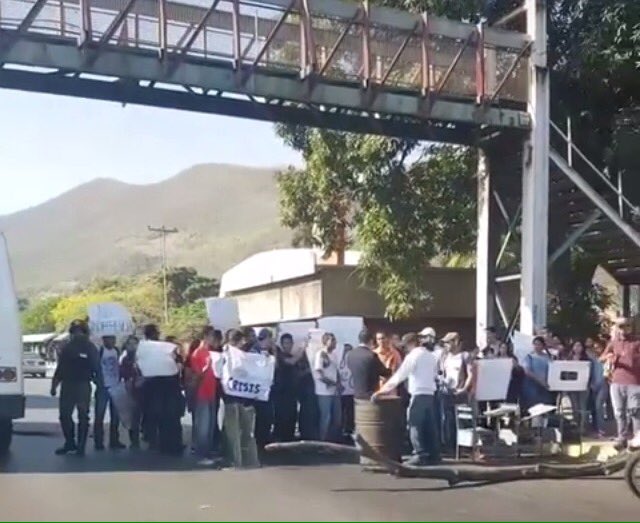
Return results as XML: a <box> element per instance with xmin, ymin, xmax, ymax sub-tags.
<box><xmin>0</xmin><ymin>89</ymin><xmax>302</xmax><ymax>216</ymax></box>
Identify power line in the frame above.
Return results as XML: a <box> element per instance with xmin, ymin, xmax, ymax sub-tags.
<box><xmin>147</xmin><ymin>225</ymin><xmax>178</xmax><ymax>323</ymax></box>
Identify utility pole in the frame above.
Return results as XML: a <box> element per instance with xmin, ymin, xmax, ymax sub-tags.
<box><xmin>147</xmin><ymin>225</ymin><xmax>178</xmax><ymax>323</ymax></box>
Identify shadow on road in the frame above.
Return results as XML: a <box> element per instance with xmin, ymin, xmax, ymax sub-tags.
<box><xmin>1</xmin><ymin>421</ymin><xmax>208</xmax><ymax>475</ymax></box>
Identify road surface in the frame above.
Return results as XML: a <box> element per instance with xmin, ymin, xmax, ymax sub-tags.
<box><xmin>0</xmin><ymin>377</ymin><xmax>637</xmax><ymax>521</ymax></box>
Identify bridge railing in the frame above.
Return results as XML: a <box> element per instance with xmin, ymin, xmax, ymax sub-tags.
<box><xmin>0</xmin><ymin>0</ymin><xmax>529</xmax><ymax>104</ymax></box>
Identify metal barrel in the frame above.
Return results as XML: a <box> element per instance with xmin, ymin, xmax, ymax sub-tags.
<box><xmin>355</xmin><ymin>397</ymin><xmax>404</xmax><ymax>466</ymax></box>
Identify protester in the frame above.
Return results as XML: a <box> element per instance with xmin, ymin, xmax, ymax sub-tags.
<box><xmin>346</xmin><ymin>328</ymin><xmax>391</xmax><ymax>401</ymax></box>
<box><xmin>219</xmin><ymin>328</ymin><xmax>260</xmax><ymax>468</ymax></box>
<box><xmin>119</xmin><ymin>335</ymin><xmax>143</xmax><ymax>449</ymax></box>
<box><xmin>254</xmin><ymin>328</ymin><xmax>275</xmax><ymax>449</ymax></box>
<box><xmin>521</xmin><ymin>336</ymin><xmax>553</xmax><ymax>412</ymax></box>
<box><xmin>51</xmin><ymin>319</ymin><xmax>102</xmax><ymax>457</ymax></box>
<box><xmin>390</xmin><ymin>333</ymin><xmax>403</xmax><ymax>355</ymax></box>
<box><xmin>587</xmin><ymin>339</ymin><xmax>610</xmax><ymax>437</ymax></box>
<box><xmin>374</xmin><ymin>331</ymin><xmax>402</xmax><ymax>392</ymax></box>
<box><xmin>273</xmin><ymin>333</ymin><xmax>317</xmax><ymax>442</ymax></box>
<box><xmin>603</xmin><ymin>318</ymin><xmax>640</xmax><ymax>450</ymax></box>
<box><xmin>339</xmin><ymin>343</ymin><xmax>355</xmax><ymax>443</ymax></box>
<box><xmin>373</xmin><ymin>332</ymin><xmax>440</xmax><ymax>465</ymax></box>
<box><xmin>183</xmin><ymin>338</ymin><xmax>201</xmax><ymax>452</ymax></box>
<box><xmin>313</xmin><ymin>332</ymin><xmax>342</xmax><ymax>442</ymax></box>
<box><xmin>139</xmin><ymin>325</ymin><xmax>185</xmax><ymax>455</ymax></box>
<box><xmin>190</xmin><ymin>326</ymin><xmax>219</xmax><ymax>465</ymax></box>
<box><xmin>94</xmin><ymin>335</ymin><xmax>125</xmax><ymax>450</ymax></box>
<box><xmin>438</xmin><ymin>332</ymin><xmax>472</xmax><ymax>449</ymax></box>
<box><xmin>481</xmin><ymin>327</ymin><xmax>501</xmax><ymax>359</ymax></box>
<box><xmin>567</xmin><ymin>340</ymin><xmax>591</xmax><ymax>433</ymax></box>
<box><xmin>496</xmin><ymin>341</ymin><xmax>524</xmax><ymax>404</ymax></box>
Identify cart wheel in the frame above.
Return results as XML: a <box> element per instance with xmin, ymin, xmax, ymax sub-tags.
<box><xmin>625</xmin><ymin>451</ymin><xmax>640</xmax><ymax>499</ymax></box>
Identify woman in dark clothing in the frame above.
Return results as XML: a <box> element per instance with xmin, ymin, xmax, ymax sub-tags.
<box><xmin>497</xmin><ymin>341</ymin><xmax>525</xmax><ymax>404</ymax></box>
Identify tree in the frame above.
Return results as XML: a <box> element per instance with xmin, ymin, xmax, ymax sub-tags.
<box><xmin>154</xmin><ymin>267</ymin><xmax>220</xmax><ymax>309</ymax></box>
<box><xmin>276</xmin><ymin>0</ymin><xmax>639</xmax><ymax>323</ymax></box>
<box><xmin>163</xmin><ymin>302</ymin><xmax>209</xmax><ymax>340</ymax></box>
<box><xmin>21</xmin><ymin>296</ymin><xmax>61</xmax><ymax>334</ymax></box>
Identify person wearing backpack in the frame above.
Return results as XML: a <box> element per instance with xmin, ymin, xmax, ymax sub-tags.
<box><xmin>94</xmin><ymin>335</ymin><xmax>125</xmax><ymax>451</ymax></box>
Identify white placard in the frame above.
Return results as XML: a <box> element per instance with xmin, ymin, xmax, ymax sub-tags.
<box><xmin>548</xmin><ymin>360</ymin><xmax>591</xmax><ymax>392</ymax></box>
<box><xmin>216</xmin><ymin>346</ymin><xmax>275</xmax><ymax>402</ymax></box>
<box><xmin>88</xmin><ymin>302</ymin><xmax>134</xmax><ymax>338</ymax></box>
<box><xmin>135</xmin><ymin>340</ymin><xmax>180</xmax><ymax>377</ymax></box>
<box><xmin>318</xmin><ymin>316</ymin><xmax>363</xmax><ymax>396</ymax></box>
<box><xmin>474</xmin><ymin>358</ymin><xmax>513</xmax><ymax>401</ymax></box>
<box><xmin>278</xmin><ymin>321</ymin><xmax>316</xmax><ymax>349</ymax></box>
<box><xmin>512</xmin><ymin>330</ymin><xmax>532</xmax><ymax>364</ymax></box>
<box><xmin>205</xmin><ymin>297</ymin><xmax>240</xmax><ymax>333</ymax></box>
<box><xmin>305</xmin><ymin>328</ymin><xmax>325</xmax><ymax>371</ymax></box>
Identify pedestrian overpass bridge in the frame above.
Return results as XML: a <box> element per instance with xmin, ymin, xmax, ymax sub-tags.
<box><xmin>0</xmin><ymin>0</ymin><xmax>530</xmax><ymax>143</ymax></box>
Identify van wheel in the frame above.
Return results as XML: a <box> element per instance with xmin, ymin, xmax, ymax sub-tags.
<box><xmin>0</xmin><ymin>418</ymin><xmax>12</xmax><ymax>455</ymax></box>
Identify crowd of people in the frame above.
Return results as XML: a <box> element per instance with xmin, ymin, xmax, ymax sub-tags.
<box><xmin>50</xmin><ymin>316</ymin><xmax>640</xmax><ymax>468</ymax></box>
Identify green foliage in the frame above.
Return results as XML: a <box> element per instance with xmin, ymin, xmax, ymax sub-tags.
<box><xmin>154</xmin><ymin>267</ymin><xmax>219</xmax><ymax>308</ymax></box>
<box><xmin>21</xmin><ymin>267</ymin><xmax>214</xmax><ymax>338</ymax></box>
<box><xmin>277</xmin><ymin>125</ymin><xmax>476</xmax><ymax>318</ymax></box>
<box><xmin>21</xmin><ymin>296</ymin><xmax>61</xmax><ymax>334</ymax></box>
<box><xmin>163</xmin><ymin>301</ymin><xmax>209</xmax><ymax>341</ymax></box>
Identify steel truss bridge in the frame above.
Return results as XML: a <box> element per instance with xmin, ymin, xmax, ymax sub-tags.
<box><xmin>0</xmin><ymin>0</ymin><xmax>530</xmax><ymax>143</ymax></box>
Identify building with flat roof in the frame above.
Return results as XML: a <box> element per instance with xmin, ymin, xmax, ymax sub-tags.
<box><xmin>220</xmin><ymin>249</ymin><xmax>477</xmax><ymax>345</ymax></box>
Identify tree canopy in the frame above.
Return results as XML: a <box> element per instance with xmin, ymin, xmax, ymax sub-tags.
<box><xmin>276</xmin><ymin>0</ymin><xmax>638</xmax><ymax>322</ymax></box>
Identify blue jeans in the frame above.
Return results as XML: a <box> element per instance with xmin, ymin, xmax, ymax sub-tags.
<box><xmin>317</xmin><ymin>395</ymin><xmax>341</xmax><ymax>442</ymax></box>
<box><xmin>589</xmin><ymin>381</ymin><xmax>610</xmax><ymax>433</ymax></box>
<box><xmin>94</xmin><ymin>387</ymin><xmax>120</xmax><ymax>447</ymax></box>
<box><xmin>407</xmin><ymin>394</ymin><xmax>440</xmax><ymax>462</ymax></box>
<box><xmin>194</xmin><ymin>399</ymin><xmax>218</xmax><ymax>458</ymax></box>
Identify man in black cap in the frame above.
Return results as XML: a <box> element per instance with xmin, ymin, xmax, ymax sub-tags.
<box><xmin>51</xmin><ymin>319</ymin><xmax>102</xmax><ymax>456</ymax></box>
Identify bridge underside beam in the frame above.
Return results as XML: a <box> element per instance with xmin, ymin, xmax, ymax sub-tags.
<box><xmin>0</xmin><ymin>34</ymin><xmax>530</xmax><ymax>140</ymax></box>
<box><xmin>0</xmin><ymin>66</ymin><xmax>482</xmax><ymax>143</ymax></box>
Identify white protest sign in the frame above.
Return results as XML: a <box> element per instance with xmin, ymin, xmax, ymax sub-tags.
<box><xmin>205</xmin><ymin>297</ymin><xmax>240</xmax><ymax>333</ymax></box>
<box><xmin>512</xmin><ymin>330</ymin><xmax>532</xmax><ymax>365</ymax></box>
<box><xmin>474</xmin><ymin>358</ymin><xmax>513</xmax><ymax>401</ymax></box>
<box><xmin>548</xmin><ymin>360</ymin><xmax>591</xmax><ymax>392</ymax></box>
<box><xmin>135</xmin><ymin>340</ymin><xmax>180</xmax><ymax>377</ymax></box>
<box><xmin>218</xmin><ymin>346</ymin><xmax>275</xmax><ymax>402</ymax></box>
<box><xmin>305</xmin><ymin>328</ymin><xmax>325</xmax><ymax>371</ymax></box>
<box><xmin>88</xmin><ymin>302</ymin><xmax>134</xmax><ymax>338</ymax></box>
<box><xmin>318</xmin><ymin>316</ymin><xmax>363</xmax><ymax>396</ymax></box>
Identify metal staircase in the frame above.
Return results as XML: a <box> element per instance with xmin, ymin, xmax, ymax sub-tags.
<box><xmin>549</xmin><ymin>120</ymin><xmax>640</xmax><ymax>284</ymax></box>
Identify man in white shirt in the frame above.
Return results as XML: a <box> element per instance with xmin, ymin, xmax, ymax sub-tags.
<box><xmin>94</xmin><ymin>335</ymin><xmax>125</xmax><ymax>450</ymax></box>
<box><xmin>373</xmin><ymin>332</ymin><xmax>440</xmax><ymax>465</ymax></box>
<box><xmin>314</xmin><ymin>332</ymin><xmax>342</xmax><ymax>442</ymax></box>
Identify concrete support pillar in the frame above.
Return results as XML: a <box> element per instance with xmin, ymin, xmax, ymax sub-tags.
<box><xmin>520</xmin><ymin>0</ymin><xmax>549</xmax><ymax>336</ymax></box>
<box><xmin>622</xmin><ymin>284</ymin><xmax>631</xmax><ymax>318</ymax></box>
<box><xmin>476</xmin><ymin>148</ymin><xmax>499</xmax><ymax>348</ymax></box>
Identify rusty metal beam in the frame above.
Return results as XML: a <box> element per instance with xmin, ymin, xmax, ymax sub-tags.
<box><xmin>318</xmin><ymin>9</ymin><xmax>361</xmax><ymax>77</ymax></box>
<box><xmin>252</xmin><ymin>0</ymin><xmax>295</xmax><ymax>67</ymax></box>
<box><xmin>98</xmin><ymin>0</ymin><xmax>138</xmax><ymax>46</ymax></box>
<box><xmin>17</xmin><ymin>0</ymin><xmax>48</xmax><ymax>33</ymax></box>
<box><xmin>232</xmin><ymin>0</ymin><xmax>241</xmax><ymax>68</ymax></box>
<box><xmin>362</xmin><ymin>0</ymin><xmax>370</xmax><ymax>88</ymax></box>
<box><xmin>379</xmin><ymin>22</ymin><xmax>418</xmax><ymax>87</ymax></box>
<box><xmin>475</xmin><ymin>20</ymin><xmax>485</xmax><ymax>104</ymax></box>
<box><xmin>435</xmin><ymin>28</ymin><xmax>475</xmax><ymax>97</ymax></box>
<box><xmin>179</xmin><ymin>0</ymin><xmax>221</xmax><ymax>55</ymax></box>
<box><xmin>420</xmin><ymin>12</ymin><xmax>430</xmax><ymax>96</ymax></box>
<box><xmin>487</xmin><ymin>40</ymin><xmax>532</xmax><ymax>105</ymax></box>
<box><xmin>299</xmin><ymin>0</ymin><xmax>316</xmax><ymax>78</ymax></box>
<box><xmin>158</xmin><ymin>0</ymin><xmax>168</xmax><ymax>56</ymax></box>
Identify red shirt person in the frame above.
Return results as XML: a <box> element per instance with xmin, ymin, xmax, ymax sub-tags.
<box><xmin>604</xmin><ymin>318</ymin><xmax>640</xmax><ymax>448</ymax></box>
<box><xmin>190</xmin><ymin>326</ymin><xmax>220</xmax><ymax>464</ymax></box>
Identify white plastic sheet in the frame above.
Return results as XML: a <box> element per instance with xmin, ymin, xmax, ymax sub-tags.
<box><xmin>135</xmin><ymin>341</ymin><xmax>180</xmax><ymax>377</ymax></box>
<box><xmin>88</xmin><ymin>302</ymin><xmax>134</xmax><ymax>338</ymax></box>
<box><xmin>474</xmin><ymin>358</ymin><xmax>513</xmax><ymax>401</ymax></box>
<box><xmin>217</xmin><ymin>346</ymin><xmax>275</xmax><ymax>402</ymax></box>
<box><xmin>512</xmin><ymin>330</ymin><xmax>532</xmax><ymax>364</ymax></box>
<box><xmin>109</xmin><ymin>382</ymin><xmax>135</xmax><ymax>429</ymax></box>
<box><xmin>205</xmin><ymin>297</ymin><xmax>240</xmax><ymax>333</ymax></box>
<box><xmin>548</xmin><ymin>360</ymin><xmax>591</xmax><ymax>392</ymax></box>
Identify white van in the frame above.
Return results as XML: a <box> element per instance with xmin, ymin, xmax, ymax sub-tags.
<box><xmin>0</xmin><ymin>233</ymin><xmax>25</xmax><ymax>454</ymax></box>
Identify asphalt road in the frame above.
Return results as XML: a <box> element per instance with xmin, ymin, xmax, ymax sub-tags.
<box><xmin>1</xmin><ymin>377</ymin><xmax>638</xmax><ymax>521</ymax></box>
